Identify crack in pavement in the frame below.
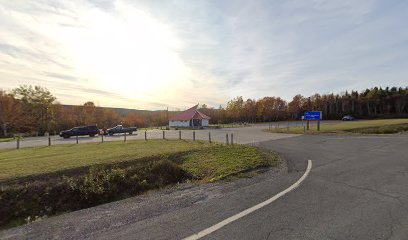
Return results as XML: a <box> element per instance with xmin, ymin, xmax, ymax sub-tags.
<box><xmin>316</xmin><ymin>176</ymin><xmax>408</xmax><ymax>213</ymax></box>
<box><xmin>313</xmin><ymin>142</ymin><xmax>401</xmax><ymax>172</ymax></box>
<box><xmin>384</xmin><ymin>208</ymin><xmax>402</xmax><ymax>240</ymax></box>
<box><xmin>264</xmin><ymin>227</ymin><xmax>294</xmax><ymax>240</ymax></box>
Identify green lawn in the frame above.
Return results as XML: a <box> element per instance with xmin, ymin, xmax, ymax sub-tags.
<box><xmin>208</xmin><ymin>124</ymin><xmax>250</xmax><ymax>129</ymax></box>
<box><xmin>182</xmin><ymin>145</ymin><xmax>277</xmax><ymax>182</ymax></box>
<box><xmin>0</xmin><ymin>138</ymin><xmax>15</xmax><ymax>143</ymax></box>
<box><xmin>267</xmin><ymin>119</ymin><xmax>408</xmax><ymax>134</ymax></box>
<box><xmin>0</xmin><ymin>140</ymin><xmax>212</xmax><ymax>181</ymax></box>
<box><xmin>0</xmin><ymin>139</ymin><xmax>278</xmax><ymax>182</ymax></box>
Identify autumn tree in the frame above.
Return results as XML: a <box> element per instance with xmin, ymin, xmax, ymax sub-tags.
<box><xmin>96</xmin><ymin>108</ymin><xmax>121</xmax><ymax>128</ymax></box>
<box><xmin>0</xmin><ymin>90</ymin><xmax>24</xmax><ymax>136</ymax></box>
<box><xmin>288</xmin><ymin>95</ymin><xmax>304</xmax><ymax>120</ymax></box>
<box><xmin>82</xmin><ymin>101</ymin><xmax>97</xmax><ymax>125</ymax></box>
<box><xmin>53</xmin><ymin>104</ymin><xmax>76</xmax><ymax>132</ymax></box>
<box><xmin>12</xmin><ymin>85</ymin><xmax>56</xmax><ymax>135</ymax></box>
<box><xmin>226</xmin><ymin>96</ymin><xmax>244</xmax><ymax>122</ymax></box>
<box><xmin>257</xmin><ymin>97</ymin><xmax>278</xmax><ymax>122</ymax></box>
<box><xmin>122</xmin><ymin>112</ymin><xmax>146</xmax><ymax>127</ymax></box>
<box><xmin>243</xmin><ymin>99</ymin><xmax>257</xmax><ymax>123</ymax></box>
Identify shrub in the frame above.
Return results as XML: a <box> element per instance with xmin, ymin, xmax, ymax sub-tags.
<box><xmin>0</xmin><ymin>160</ymin><xmax>186</xmax><ymax>228</ymax></box>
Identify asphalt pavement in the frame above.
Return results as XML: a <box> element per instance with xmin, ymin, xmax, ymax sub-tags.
<box><xmin>1</xmin><ymin>132</ymin><xmax>407</xmax><ymax>239</ymax></box>
<box><xmin>0</xmin><ymin>122</ymin><xmax>303</xmax><ymax>149</ymax></box>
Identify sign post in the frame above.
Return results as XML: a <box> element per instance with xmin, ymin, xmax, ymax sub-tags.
<box><xmin>303</xmin><ymin>111</ymin><xmax>322</xmax><ymax>132</ymax></box>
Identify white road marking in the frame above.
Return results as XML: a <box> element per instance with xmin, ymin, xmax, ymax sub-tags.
<box><xmin>183</xmin><ymin>160</ymin><xmax>313</xmax><ymax>240</ymax></box>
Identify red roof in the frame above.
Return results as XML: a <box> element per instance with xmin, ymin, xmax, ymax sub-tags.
<box><xmin>193</xmin><ymin>110</ymin><xmax>210</xmax><ymax>120</ymax></box>
<box><xmin>169</xmin><ymin>105</ymin><xmax>211</xmax><ymax>121</ymax></box>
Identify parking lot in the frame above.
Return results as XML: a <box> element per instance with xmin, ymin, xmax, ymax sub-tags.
<box><xmin>0</xmin><ymin>122</ymin><xmax>307</xmax><ymax>149</ymax></box>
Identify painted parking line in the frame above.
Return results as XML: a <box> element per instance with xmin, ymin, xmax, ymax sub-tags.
<box><xmin>183</xmin><ymin>160</ymin><xmax>313</xmax><ymax>240</ymax></box>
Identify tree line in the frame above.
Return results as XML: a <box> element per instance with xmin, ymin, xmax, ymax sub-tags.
<box><xmin>1</xmin><ymin>85</ymin><xmax>407</xmax><ymax>137</ymax></box>
<box><xmin>0</xmin><ymin>85</ymin><xmax>169</xmax><ymax>137</ymax></box>
<box><xmin>199</xmin><ymin>86</ymin><xmax>408</xmax><ymax>124</ymax></box>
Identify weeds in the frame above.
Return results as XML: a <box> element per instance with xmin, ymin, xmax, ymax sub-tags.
<box><xmin>0</xmin><ymin>144</ymin><xmax>278</xmax><ymax>229</ymax></box>
<box><xmin>0</xmin><ymin>160</ymin><xmax>186</xmax><ymax>228</ymax></box>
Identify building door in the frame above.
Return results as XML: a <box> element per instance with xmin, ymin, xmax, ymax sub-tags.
<box><xmin>192</xmin><ymin>119</ymin><xmax>201</xmax><ymax>127</ymax></box>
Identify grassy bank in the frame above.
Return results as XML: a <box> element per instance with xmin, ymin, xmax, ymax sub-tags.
<box><xmin>0</xmin><ymin>140</ymin><xmax>212</xmax><ymax>181</ymax></box>
<box><xmin>267</xmin><ymin>119</ymin><xmax>408</xmax><ymax>134</ymax></box>
<box><xmin>0</xmin><ymin>140</ymin><xmax>279</xmax><ymax>228</ymax></box>
<box><xmin>0</xmin><ymin>137</ymin><xmax>15</xmax><ymax>143</ymax></box>
<box><xmin>208</xmin><ymin>123</ymin><xmax>250</xmax><ymax>129</ymax></box>
<box><xmin>182</xmin><ymin>145</ymin><xmax>278</xmax><ymax>182</ymax></box>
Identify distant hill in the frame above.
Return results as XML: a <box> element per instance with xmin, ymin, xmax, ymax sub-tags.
<box><xmin>62</xmin><ymin>105</ymin><xmax>175</xmax><ymax>116</ymax></box>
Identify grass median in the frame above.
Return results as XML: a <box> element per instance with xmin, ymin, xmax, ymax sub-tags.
<box><xmin>267</xmin><ymin>119</ymin><xmax>408</xmax><ymax>134</ymax></box>
<box><xmin>0</xmin><ymin>139</ymin><xmax>279</xmax><ymax>228</ymax></box>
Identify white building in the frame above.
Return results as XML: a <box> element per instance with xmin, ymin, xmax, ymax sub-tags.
<box><xmin>169</xmin><ymin>105</ymin><xmax>210</xmax><ymax>128</ymax></box>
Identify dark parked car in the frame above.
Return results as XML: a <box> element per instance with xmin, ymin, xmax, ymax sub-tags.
<box><xmin>342</xmin><ymin>115</ymin><xmax>355</xmax><ymax>121</ymax></box>
<box><xmin>59</xmin><ymin>126</ymin><xmax>99</xmax><ymax>138</ymax></box>
<box><xmin>106</xmin><ymin>125</ymin><xmax>137</xmax><ymax>136</ymax></box>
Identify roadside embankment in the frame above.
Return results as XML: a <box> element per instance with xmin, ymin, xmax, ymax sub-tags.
<box><xmin>0</xmin><ymin>140</ymin><xmax>279</xmax><ymax>229</ymax></box>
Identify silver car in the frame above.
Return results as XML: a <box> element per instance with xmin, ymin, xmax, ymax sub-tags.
<box><xmin>342</xmin><ymin>115</ymin><xmax>355</xmax><ymax>121</ymax></box>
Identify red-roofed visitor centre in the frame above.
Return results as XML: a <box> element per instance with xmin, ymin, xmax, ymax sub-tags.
<box><xmin>169</xmin><ymin>105</ymin><xmax>210</xmax><ymax>128</ymax></box>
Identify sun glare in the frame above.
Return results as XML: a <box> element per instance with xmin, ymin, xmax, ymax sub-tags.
<box><xmin>57</xmin><ymin>2</ymin><xmax>185</xmax><ymax>100</ymax></box>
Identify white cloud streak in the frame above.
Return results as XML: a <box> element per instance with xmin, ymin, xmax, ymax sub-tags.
<box><xmin>0</xmin><ymin>0</ymin><xmax>407</xmax><ymax>109</ymax></box>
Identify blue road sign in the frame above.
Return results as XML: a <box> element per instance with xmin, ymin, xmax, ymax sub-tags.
<box><xmin>304</xmin><ymin>111</ymin><xmax>322</xmax><ymax>120</ymax></box>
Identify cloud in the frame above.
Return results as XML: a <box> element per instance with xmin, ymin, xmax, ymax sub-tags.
<box><xmin>0</xmin><ymin>0</ymin><xmax>407</xmax><ymax>109</ymax></box>
<box><xmin>0</xmin><ymin>0</ymin><xmax>228</xmax><ymax>109</ymax></box>
<box><xmin>204</xmin><ymin>0</ymin><xmax>408</xmax><ymax>99</ymax></box>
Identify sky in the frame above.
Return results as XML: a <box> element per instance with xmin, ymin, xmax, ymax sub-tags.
<box><xmin>1</xmin><ymin>0</ymin><xmax>407</xmax><ymax>110</ymax></box>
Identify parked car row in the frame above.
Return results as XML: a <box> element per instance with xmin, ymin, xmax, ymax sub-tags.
<box><xmin>59</xmin><ymin>125</ymin><xmax>137</xmax><ymax>139</ymax></box>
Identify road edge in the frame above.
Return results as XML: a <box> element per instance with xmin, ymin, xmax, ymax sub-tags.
<box><xmin>183</xmin><ymin>159</ymin><xmax>313</xmax><ymax>240</ymax></box>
